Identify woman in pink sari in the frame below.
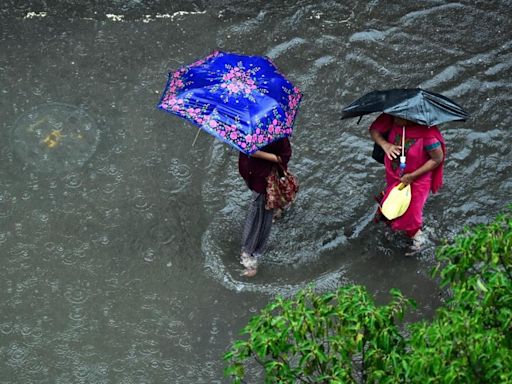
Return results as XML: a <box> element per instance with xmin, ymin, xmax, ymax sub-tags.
<box><xmin>369</xmin><ymin>113</ymin><xmax>445</xmax><ymax>249</ymax></box>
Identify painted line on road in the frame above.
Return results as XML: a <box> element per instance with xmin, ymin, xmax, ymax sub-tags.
<box><xmin>22</xmin><ymin>10</ymin><xmax>207</xmax><ymax>22</ymax></box>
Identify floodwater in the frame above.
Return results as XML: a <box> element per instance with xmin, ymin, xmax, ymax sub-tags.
<box><xmin>1</xmin><ymin>1</ymin><xmax>511</xmax><ymax>382</ymax></box>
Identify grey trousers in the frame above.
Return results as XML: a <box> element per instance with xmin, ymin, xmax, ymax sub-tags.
<box><xmin>241</xmin><ymin>192</ymin><xmax>274</xmax><ymax>258</ymax></box>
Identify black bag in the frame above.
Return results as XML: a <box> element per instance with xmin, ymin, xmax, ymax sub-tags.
<box><xmin>371</xmin><ymin>142</ymin><xmax>385</xmax><ymax>164</ymax></box>
<box><xmin>371</xmin><ymin>131</ymin><xmax>389</xmax><ymax>164</ymax></box>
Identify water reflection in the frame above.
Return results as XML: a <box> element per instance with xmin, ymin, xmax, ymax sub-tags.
<box><xmin>11</xmin><ymin>103</ymin><xmax>100</xmax><ymax>174</ymax></box>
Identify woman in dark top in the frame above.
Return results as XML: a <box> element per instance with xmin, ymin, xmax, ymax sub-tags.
<box><xmin>238</xmin><ymin>137</ymin><xmax>292</xmax><ymax>276</ymax></box>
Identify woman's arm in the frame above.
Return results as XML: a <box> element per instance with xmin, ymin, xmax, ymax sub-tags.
<box><xmin>400</xmin><ymin>147</ymin><xmax>444</xmax><ymax>185</ymax></box>
<box><xmin>370</xmin><ymin>129</ymin><xmax>401</xmax><ymax>160</ymax></box>
<box><xmin>251</xmin><ymin>150</ymin><xmax>281</xmax><ymax>163</ymax></box>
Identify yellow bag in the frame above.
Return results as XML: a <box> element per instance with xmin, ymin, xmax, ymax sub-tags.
<box><xmin>381</xmin><ymin>183</ymin><xmax>411</xmax><ymax>220</ymax></box>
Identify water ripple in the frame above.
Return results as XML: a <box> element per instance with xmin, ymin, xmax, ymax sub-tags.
<box><xmin>64</xmin><ymin>173</ymin><xmax>83</xmax><ymax>189</ymax></box>
<box><xmin>7</xmin><ymin>343</ymin><xmax>28</xmax><ymax>367</ymax></box>
<box><xmin>202</xmin><ymin>213</ymin><xmax>349</xmax><ymax>296</ymax></box>
<box><xmin>0</xmin><ymin>192</ymin><xmax>15</xmax><ymax>217</ymax></box>
<box><xmin>132</xmin><ymin>195</ymin><xmax>152</xmax><ymax>211</ymax></box>
<box><xmin>64</xmin><ymin>285</ymin><xmax>89</xmax><ymax>304</ymax></box>
<box><xmin>0</xmin><ymin>322</ymin><xmax>14</xmax><ymax>335</ymax></box>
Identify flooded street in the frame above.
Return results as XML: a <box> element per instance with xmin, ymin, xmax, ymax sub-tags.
<box><xmin>1</xmin><ymin>1</ymin><xmax>511</xmax><ymax>382</ymax></box>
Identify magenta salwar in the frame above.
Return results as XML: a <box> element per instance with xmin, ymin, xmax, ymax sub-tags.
<box><xmin>371</xmin><ymin>114</ymin><xmax>446</xmax><ymax>237</ymax></box>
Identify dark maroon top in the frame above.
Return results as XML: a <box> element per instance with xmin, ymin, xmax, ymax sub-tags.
<box><xmin>238</xmin><ymin>138</ymin><xmax>292</xmax><ymax>193</ymax></box>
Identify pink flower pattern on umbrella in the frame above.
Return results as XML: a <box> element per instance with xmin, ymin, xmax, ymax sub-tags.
<box><xmin>216</xmin><ymin>64</ymin><xmax>261</xmax><ymax>103</ymax></box>
<box><xmin>158</xmin><ymin>51</ymin><xmax>302</xmax><ymax>154</ymax></box>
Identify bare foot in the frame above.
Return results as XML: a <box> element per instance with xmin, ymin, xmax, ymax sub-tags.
<box><xmin>405</xmin><ymin>230</ymin><xmax>427</xmax><ymax>256</ymax></box>
<box><xmin>241</xmin><ymin>267</ymin><xmax>257</xmax><ymax>277</ymax></box>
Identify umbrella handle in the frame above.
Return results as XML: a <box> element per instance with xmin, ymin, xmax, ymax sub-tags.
<box><xmin>401</xmin><ymin>126</ymin><xmax>405</xmax><ymax>157</ymax></box>
<box><xmin>399</xmin><ymin>126</ymin><xmax>406</xmax><ymax>175</ymax></box>
<box><xmin>192</xmin><ymin>127</ymin><xmax>201</xmax><ymax>147</ymax></box>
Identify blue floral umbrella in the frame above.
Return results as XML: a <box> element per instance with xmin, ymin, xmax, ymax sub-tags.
<box><xmin>157</xmin><ymin>51</ymin><xmax>302</xmax><ymax>154</ymax></box>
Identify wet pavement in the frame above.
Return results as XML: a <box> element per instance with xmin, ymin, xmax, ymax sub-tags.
<box><xmin>1</xmin><ymin>1</ymin><xmax>511</xmax><ymax>382</ymax></box>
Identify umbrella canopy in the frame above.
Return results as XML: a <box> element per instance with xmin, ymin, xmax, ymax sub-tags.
<box><xmin>158</xmin><ymin>51</ymin><xmax>302</xmax><ymax>154</ymax></box>
<box><xmin>341</xmin><ymin>88</ymin><xmax>469</xmax><ymax>126</ymax></box>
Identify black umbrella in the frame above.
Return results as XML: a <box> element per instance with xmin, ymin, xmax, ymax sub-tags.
<box><xmin>341</xmin><ymin>88</ymin><xmax>469</xmax><ymax>126</ymax></box>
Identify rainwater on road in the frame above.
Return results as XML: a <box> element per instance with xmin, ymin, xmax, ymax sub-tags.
<box><xmin>0</xmin><ymin>1</ymin><xmax>511</xmax><ymax>382</ymax></box>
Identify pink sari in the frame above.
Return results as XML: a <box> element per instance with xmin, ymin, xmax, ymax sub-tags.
<box><xmin>370</xmin><ymin>113</ymin><xmax>445</xmax><ymax>237</ymax></box>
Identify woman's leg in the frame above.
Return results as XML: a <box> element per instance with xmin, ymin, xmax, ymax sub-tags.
<box><xmin>390</xmin><ymin>180</ymin><xmax>430</xmax><ymax>237</ymax></box>
<box><xmin>241</xmin><ymin>192</ymin><xmax>273</xmax><ymax>275</ymax></box>
<box><xmin>252</xmin><ymin>204</ymin><xmax>274</xmax><ymax>258</ymax></box>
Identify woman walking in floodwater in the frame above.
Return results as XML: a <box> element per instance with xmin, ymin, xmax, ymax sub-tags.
<box><xmin>370</xmin><ymin>113</ymin><xmax>445</xmax><ymax>253</ymax></box>
<box><xmin>238</xmin><ymin>137</ymin><xmax>292</xmax><ymax>276</ymax></box>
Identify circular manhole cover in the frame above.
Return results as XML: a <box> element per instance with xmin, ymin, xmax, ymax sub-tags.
<box><xmin>11</xmin><ymin>103</ymin><xmax>99</xmax><ymax>173</ymax></box>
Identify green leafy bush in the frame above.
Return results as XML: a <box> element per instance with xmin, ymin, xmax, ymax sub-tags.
<box><xmin>224</xmin><ymin>285</ymin><xmax>413</xmax><ymax>383</ymax></box>
<box><xmin>400</xmin><ymin>209</ymin><xmax>512</xmax><ymax>383</ymax></box>
<box><xmin>224</xmin><ymin>208</ymin><xmax>512</xmax><ymax>383</ymax></box>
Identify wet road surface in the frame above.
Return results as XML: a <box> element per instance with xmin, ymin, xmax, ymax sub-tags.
<box><xmin>1</xmin><ymin>1</ymin><xmax>511</xmax><ymax>382</ymax></box>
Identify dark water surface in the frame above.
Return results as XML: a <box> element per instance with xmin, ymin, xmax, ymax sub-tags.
<box><xmin>1</xmin><ymin>1</ymin><xmax>511</xmax><ymax>382</ymax></box>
